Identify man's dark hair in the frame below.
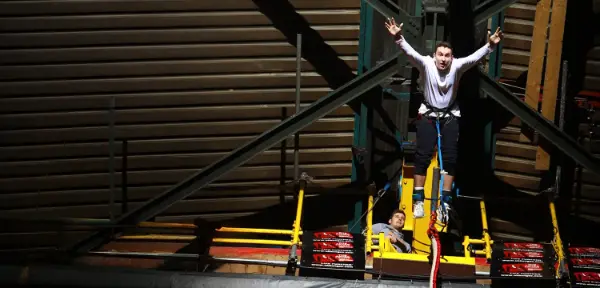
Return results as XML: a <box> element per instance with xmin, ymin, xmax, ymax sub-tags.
<box><xmin>435</xmin><ymin>41</ymin><xmax>453</xmax><ymax>54</ymax></box>
<box><xmin>390</xmin><ymin>209</ymin><xmax>406</xmax><ymax>219</ymax></box>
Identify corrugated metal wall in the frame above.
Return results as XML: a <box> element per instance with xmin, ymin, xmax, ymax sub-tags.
<box><xmin>0</xmin><ymin>0</ymin><xmax>361</xmax><ymax>250</ymax></box>
<box><xmin>488</xmin><ymin>0</ymin><xmax>540</xmax><ymax>241</ymax></box>
<box><xmin>491</xmin><ymin>0</ymin><xmax>600</xmax><ymax>241</ymax></box>
<box><xmin>573</xmin><ymin>21</ymin><xmax>600</xmax><ymax>226</ymax></box>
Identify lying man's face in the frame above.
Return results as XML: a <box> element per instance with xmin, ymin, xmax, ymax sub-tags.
<box><xmin>389</xmin><ymin>212</ymin><xmax>406</xmax><ymax>230</ymax></box>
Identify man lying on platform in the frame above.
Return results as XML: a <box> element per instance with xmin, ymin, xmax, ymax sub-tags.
<box><xmin>372</xmin><ymin>209</ymin><xmax>411</xmax><ymax>253</ymax></box>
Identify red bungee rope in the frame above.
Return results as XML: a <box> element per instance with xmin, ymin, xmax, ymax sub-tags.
<box><xmin>427</xmin><ymin>210</ymin><xmax>442</xmax><ymax>288</ymax></box>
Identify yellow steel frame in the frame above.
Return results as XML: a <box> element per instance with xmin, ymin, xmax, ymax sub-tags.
<box><xmin>462</xmin><ymin>200</ymin><xmax>493</xmax><ymax>261</ymax></box>
<box><xmin>365</xmin><ymin>153</ymin><xmax>492</xmax><ymax>268</ymax></box>
<box><xmin>403</xmin><ymin>153</ymin><xmax>448</xmax><ymax>255</ymax></box>
<box><xmin>212</xmin><ymin>180</ymin><xmax>306</xmax><ymax>247</ymax></box>
<box><xmin>372</xmin><ymin>229</ymin><xmax>475</xmax><ymax>265</ymax></box>
<box><xmin>550</xmin><ymin>201</ymin><xmax>565</xmax><ymax>277</ymax></box>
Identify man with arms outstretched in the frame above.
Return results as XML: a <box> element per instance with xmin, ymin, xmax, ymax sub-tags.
<box><xmin>385</xmin><ymin>18</ymin><xmax>504</xmax><ymax>220</ymax></box>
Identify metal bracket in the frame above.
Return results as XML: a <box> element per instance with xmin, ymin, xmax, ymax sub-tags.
<box><xmin>422</xmin><ymin>0</ymin><xmax>448</xmax><ymax>13</ymax></box>
<box><xmin>473</xmin><ymin>0</ymin><xmax>519</xmax><ymax>25</ymax></box>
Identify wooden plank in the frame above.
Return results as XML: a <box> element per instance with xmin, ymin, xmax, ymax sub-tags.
<box><xmin>0</xmin><ymin>178</ymin><xmax>350</xmax><ymax>210</ymax></box>
<box><xmin>0</xmin><ymin>163</ymin><xmax>352</xmax><ymax>193</ymax></box>
<box><xmin>0</xmin><ymin>26</ymin><xmax>359</xmax><ymax>48</ymax></box>
<box><xmin>489</xmin><ymin>217</ymin><xmax>533</xmax><ymax>237</ymax></box>
<box><xmin>502</xmin><ymin>48</ymin><xmax>530</xmax><ymax>67</ymax></box>
<box><xmin>0</xmin><ymin>41</ymin><xmax>358</xmax><ymax>65</ymax></box>
<box><xmin>536</xmin><ymin>0</ymin><xmax>568</xmax><ymax>170</ymax></box>
<box><xmin>574</xmin><ymin>184</ymin><xmax>600</xmax><ymax>201</ymax></box>
<box><xmin>0</xmin><ymin>231</ymin><xmax>91</xmax><ymax>249</ymax></box>
<box><xmin>0</xmin><ymin>132</ymin><xmax>354</xmax><ymax>161</ymax></box>
<box><xmin>0</xmin><ymin>72</ymin><xmax>329</xmax><ymax>97</ymax></box>
<box><xmin>503</xmin><ymin>18</ymin><xmax>534</xmax><ymax>36</ymax></box>
<box><xmin>583</xmin><ymin>75</ymin><xmax>600</xmax><ymax>91</ymax></box>
<box><xmin>495</xmin><ymin>141</ymin><xmax>537</xmax><ymax>160</ymax></box>
<box><xmin>505</xmin><ymin>4</ymin><xmax>536</xmax><ymax>20</ymax></box>
<box><xmin>0</xmin><ymin>10</ymin><xmax>360</xmax><ymax>32</ymax></box>
<box><xmin>0</xmin><ymin>0</ymin><xmax>361</xmax><ymax>16</ymax></box>
<box><xmin>581</xmin><ymin>168</ymin><xmax>600</xmax><ymax>186</ymax></box>
<box><xmin>0</xmin><ymin>105</ymin><xmax>354</xmax><ymax>130</ymax></box>
<box><xmin>495</xmin><ymin>171</ymin><xmax>541</xmax><ymax>191</ymax></box>
<box><xmin>0</xmin><ymin>88</ymin><xmax>336</xmax><ymax>113</ymax></box>
<box><xmin>491</xmin><ymin>232</ymin><xmax>534</xmax><ymax>242</ymax></box>
<box><xmin>0</xmin><ymin>148</ymin><xmax>352</xmax><ymax>177</ymax></box>
<box><xmin>589</xmin><ymin>47</ymin><xmax>600</xmax><ymax>61</ymax></box>
<box><xmin>501</xmin><ymin>64</ymin><xmax>528</xmax><ymax>79</ymax></box>
<box><xmin>0</xmin><ymin>117</ymin><xmax>355</xmax><ymax>146</ymax></box>
<box><xmin>520</xmin><ymin>0</ymin><xmax>551</xmax><ymax>143</ymax></box>
<box><xmin>584</xmin><ymin>75</ymin><xmax>600</xmax><ymax>91</ymax></box>
<box><xmin>587</xmin><ymin>60</ymin><xmax>600</xmax><ymax>77</ymax></box>
<box><xmin>581</xmin><ymin>138</ymin><xmax>600</xmax><ymax>154</ymax></box>
<box><xmin>503</xmin><ymin>34</ymin><xmax>532</xmax><ymax>51</ymax></box>
<box><xmin>497</xmin><ymin>127</ymin><xmax>524</xmax><ymax>142</ymax></box>
<box><xmin>0</xmin><ymin>195</ymin><xmax>296</xmax><ymax>219</ymax></box>
<box><xmin>0</xmin><ymin>57</ymin><xmax>358</xmax><ymax>81</ymax></box>
<box><xmin>571</xmin><ymin>200</ymin><xmax>600</xmax><ymax>217</ymax></box>
<box><xmin>517</xmin><ymin>0</ymin><xmax>540</xmax><ymax>5</ymax></box>
<box><xmin>494</xmin><ymin>156</ymin><xmax>541</xmax><ymax>176</ymax></box>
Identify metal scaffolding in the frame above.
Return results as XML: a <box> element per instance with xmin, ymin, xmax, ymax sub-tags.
<box><xmin>67</xmin><ymin>0</ymin><xmax>600</xmax><ymax>258</ymax></box>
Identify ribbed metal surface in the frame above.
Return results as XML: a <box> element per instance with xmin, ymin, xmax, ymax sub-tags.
<box><xmin>491</xmin><ymin>0</ymin><xmax>600</xmax><ymax>241</ymax></box>
<box><xmin>489</xmin><ymin>0</ymin><xmax>541</xmax><ymax>240</ymax></box>
<box><xmin>0</xmin><ymin>0</ymin><xmax>361</xmax><ymax>250</ymax></box>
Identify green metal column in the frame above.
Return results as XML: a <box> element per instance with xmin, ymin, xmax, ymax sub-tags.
<box><xmin>484</xmin><ymin>11</ymin><xmax>504</xmax><ymax>171</ymax></box>
<box><xmin>350</xmin><ymin>0</ymin><xmax>374</xmax><ymax>233</ymax></box>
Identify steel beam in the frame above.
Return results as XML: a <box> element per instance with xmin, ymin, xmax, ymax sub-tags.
<box><xmin>69</xmin><ymin>53</ymin><xmax>404</xmax><ymax>254</ymax></box>
<box><xmin>473</xmin><ymin>0</ymin><xmax>519</xmax><ymax>25</ymax></box>
<box><xmin>478</xmin><ymin>70</ymin><xmax>600</xmax><ymax>174</ymax></box>
<box><xmin>365</xmin><ymin>0</ymin><xmax>421</xmax><ymax>38</ymax></box>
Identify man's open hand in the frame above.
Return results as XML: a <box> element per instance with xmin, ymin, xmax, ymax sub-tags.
<box><xmin>385</xmin><ymin>18</ymin><xmax>403</xmax><ymax>37</ymax></box>
<box><xmin>488</xmin><ymin>27</ymin><xmax>504</xmax><ymax>45</ymax></box>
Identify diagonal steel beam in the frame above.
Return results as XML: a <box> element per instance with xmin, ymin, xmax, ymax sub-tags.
<box><xmin>68</xmin><ymin>53</ymin><xmax>404</xmax><ymax>254</ymax></box>
<box><xmin>365</xmin><ymin>0</ymin><xmax>420</xmax><ymax>37</ymax></box>
<box><xmin>478</xmin><ymin>70</ymin><xmax>600</xmax><ymax>174</ymax></box>
<box><xmin>474</xmin><ymin>0</ymin><xmax>519</xmax><ymax>25</ymax></box>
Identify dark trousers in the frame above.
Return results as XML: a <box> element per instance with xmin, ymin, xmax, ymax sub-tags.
<box><xmin>414</xmin><ymin>115</ymin><xmax>460</xmax><ymax>177</ymax></box>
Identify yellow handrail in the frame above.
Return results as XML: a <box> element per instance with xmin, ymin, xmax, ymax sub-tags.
<box><xmin>212</xmin><ymin>238</ymin><xmax>294</xmax><ymax>246</ymax></box>
<box><xmin>366</xmin><ymin>184</ymin><xmax>375</xmax><ymax>254</ymax></box>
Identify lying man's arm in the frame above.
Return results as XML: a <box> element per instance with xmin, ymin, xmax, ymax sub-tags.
<box><xmin>371</xmin><ymin>223</ymin><xmax>387</xmax><ymax>236</ymax></box>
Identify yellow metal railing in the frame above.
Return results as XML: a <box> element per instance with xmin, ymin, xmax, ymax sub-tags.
<box><xmin>550</xmin><ymin>201</ymin><xmax>565</xmax><ymax>278</ymax></box>
<box><xmin>365</xmin><ymin>184</ymin><xmax>375</xmax><ymax>254</ymax></box>
<box><xmin>462</xmin><ymin>200</ymin><xmax>493</xmax><ymax>261</ymax></box>
<box><xmin>212</xmin><ymin>177</ymin><xmax>307</xmax><ymax>247</ymax></box>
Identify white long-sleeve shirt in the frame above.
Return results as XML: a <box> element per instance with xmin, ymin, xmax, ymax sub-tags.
<box><xmin>395</xmin><ymin>36</ymin><xmax>494</xmax><ymax>117</ymax></box>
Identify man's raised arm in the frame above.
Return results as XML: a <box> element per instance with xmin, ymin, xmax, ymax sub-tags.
<box><xmin>455</xmin><ymin>27</ymin><xmax>504</xmax><ymax>72</ymax></box>
<box><xmin>395</xmin><ymin>35</ymin><xmax>427</xmax><ymax>71</ymax></box>
<box><xmin>385</xmin><ymin>18</ymin><xmax>426</xmax><ymax>71</ymax></box>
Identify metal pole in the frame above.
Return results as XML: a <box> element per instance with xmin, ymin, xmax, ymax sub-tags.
<box><xmin>286</xmin><ymin>173</ymin><xmax>307</xmax><ymax>276</ymax></box>
<box><xmin>432</xmin><ymin>12</ymin><xmax>438</xmax><ymax>51</ymax></box>
<box><xmin>555</xmin><ymin>61</ymin><xmax>568</xmax><ymax>197</ymax></box>
<box><xmin>121</xmin><ymin>139</ymin><xmax>129</xmax><ymax>214</ymax></box>
<box><xmin>294</xmin><ymin>33</ymin><xmax>302</xmax><ymax>183</ymax></box>
<box><xmin>108</xmin><ymin>96</ymin><xmax>116</xmax><ymax>221</ymax></box>
<box><xmin>279</xmin><ymin>108</ymin><xmax>287</xmax><ymax>205</ymax></box>
<box><xmin>559</xmin><ymin>61</ymin><xmax>568</xmax><ymax>131</ymax></box>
